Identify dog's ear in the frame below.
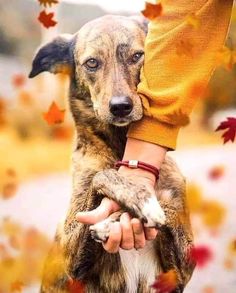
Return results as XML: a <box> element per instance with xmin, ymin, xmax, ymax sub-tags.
<box><xmin>129</xmin><ymin>15</ymin><xmax>149</xmax><ymax>35</ymax></box>
<box><xmin>29</xmin><ymin>34</ymin><xmax>75</xmax><ymax>78</ymax></box>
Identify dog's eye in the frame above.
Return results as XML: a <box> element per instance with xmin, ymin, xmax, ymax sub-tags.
<box><xmin>84</xmin><ymin>58</ymin><xmax>99</xmax><ymax>71</ymax></box>
<box><xmin>130</xmin><ymin>52</ymin><xmax>144</xmax><ymax>64</ymax></box>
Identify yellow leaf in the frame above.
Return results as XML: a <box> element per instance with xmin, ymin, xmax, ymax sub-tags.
<box><xmin>186</xmin><ymin>13</ymin><xmax>201</xmax><ymax>29</ymax></box>
<box><xmin>186</xmin><ymin>183</ymin><xmax>203</xmax><ymax>213</ymax></box>
<box><xmin>201</xmin><ymin>200</ymin><xmax>226</xmax><ymax>228</ymax></box>
<box><xmin>216</xmin><ymin>46</ymin><xmax>236</xmax><ymax>71</ymax></box>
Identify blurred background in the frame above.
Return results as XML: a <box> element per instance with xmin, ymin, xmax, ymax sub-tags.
<box><xmin>0</xmin><ymin>0</ymin><xmax>236</xmax><ymax>292</ymax></box>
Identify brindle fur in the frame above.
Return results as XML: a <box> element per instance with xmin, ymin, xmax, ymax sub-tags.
<box><xmin>29</xmin><ymin>15</ymin><xmax>195</xmax><ymax>293</ymax></box>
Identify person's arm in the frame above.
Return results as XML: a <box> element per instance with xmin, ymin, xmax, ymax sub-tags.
<box><xmin>128</xmin><ymin>0</ymin><xmax>233</xmax><ymax>149</ymax></box>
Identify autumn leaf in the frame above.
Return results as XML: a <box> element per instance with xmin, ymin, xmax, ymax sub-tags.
<box><xmin>215</xmin><ymin>117</ymin><xmax>236</xmax><ymax>144</ymax></box>
<box><xmin>223</xmin><ymin>258</ymin><xmax>234</xmax><ymax>271</ymax></box>
<box><xmin>202</xmin><ymin>286</ymin><xmax>215</xmax><ymax>293</ymax></box>
<box><xmin>141</xmin><ymin>2</ymin><xmax>163</xmax><ymax>20</ymax></box>
<box><xmin>38</xmin><ymin>0</ymin><xmax>59</xmax><ymax>7</ymax></box>
<box><xmin>43</xmin><ymin>101</ymin><xmax>65</xmax><ymax>125</ymax></box>
<box><xmin>186</xmin><ymin>13</ymin><xmax>200</xmax><ymax>29</ymax></box>
<box><xmin>10</xmin><ymin>280</ymin><xmax>24</xmax><ymax>292</ymax></box>
<box><xmin>176</xmin><ymin>39</ymin><xmax>195</xmax><ymax>58</ymax></box>
<box><xmin>12</xmin><ymin>74</ymin><xmax>26</xmax><ymax>88</ymax></box>
<box><xmin>68</xmin><ymin>278</ymin><xmax>85</xmax><ymax>293</ymax></box>
<box><xmin>38</xmin><ymin>10</ymin><xmax>57</xmax><ymax>29</ymax></box>
<box><xmin>201</xmin><ymin>200</ymin><xmax>226</xmax><ymax>228</ymax></box>
<box><xmin>188</xmin><ymin>81</ymin><xmax>208</xmax><ymax>100</ymax></box>
<box><xmin>2</xmin><ymin>182</ymin><xmax>18</xmax><ymax>200</ymax></box>
<box><xmin>228</xmin><ymin>239</ymin><xmax>236</xmax><ymax>256</ymax></box>
<box><xmin>186</xmin><ymin>183</ymin><xmax>203</xmax><ymax>213</ymax></box>
<box><xmin>51</xmin><ymin>126</ymin><xmax>73</xmax><ymax>140</ymax></box>
<box><xmin>189</xmin><ymin>245</ymin><xmax>213</xmax><ymax>268</ymax></box>
<box><xmin>216</xmin><ymin>46</ymin><xmax>236</xmax><ymax>71</ymax></box>
<box><xmin>152</xmin><ymin>269</ymin><xmax>177</xmax><ymax>293</ymax></box>
<box><xmin>208</xmin><ymin>165</ymin><xmax>225</xmax><ymax>180</ymax></box>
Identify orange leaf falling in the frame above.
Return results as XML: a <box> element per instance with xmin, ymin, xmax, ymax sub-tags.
<box><xmin>201</xmin><ymin>200</ymin><xmax>226</xmax><ymax>228</ymax></box>
<box><xmin>216</xmin><ymin>46</ymin><xmax>236</xmax><ymax>71</ymax></box>
<box><xmin>186</xmin><ymin>13</ymin><xmax>201</xmax><ymax>29</ymax></box>
<box><xmin>38</xmin><ymin>0</ymin><xmax>59</xmax><ymax>7</ymax></box>
<box><xmin>223</xmin><ymin>258</ymin><xmax>234</xmax><ymax>271</ymax></box>
<box><xmin>188</xmin><ymin>81</ymin><xmax>208</xmax><ymax>100</ymax></box>
<box><xmin>202</xmin><ymin>286</ymin><xmax>215</xmax><ymax>293</ymax></box>
<box><xmin>152</xmin><ymin>269</ymin><xmax>177</xmax><ymax>293</ymax></box>
<box><xmin>68</xmin><ymin>278</ymin><xmax>85</xmax><ymax>293</ymax></box>
<box><xmin>38</xmin><ymin>10</ymin><xmax>57</xmax><ymax>29</ymax></box>
<box><xmin>216</xmin><ymin>117</ymin><xmax>236</xmax><ymax>144</ymax></box>
<box><xmin>10</xmin><ymin>280</ymin><xmax>24</xmax><ymax>292</ymax></box>
<box><xmin>189</xmin><ymin>245</ymin><xmax>213</xmax><ymax>268</ymax></box>
<box><xmin>12</xmin><ymin>74</ymin><xmax>26</xmax><ymax>88</ymax></box>
<box><xmin>141</xmin><ymin>2</ymin><xmax>163</xmax><ymax>21</ymax></box>
<box><xmin>228</xmin><ymin>239</ymin><xmax>236</xmax><ymax>255</ymax></box>
<box><xmin>208</xmin><ymin>165</ymin><xmax>225</xmax><ymax>180</ymax></box>
<box><xmin>43</xmin><ymin>101</ymin><xmax>65</xmax><ymax>125</ymax></box>
<box><xmin>2</xmin><ymin>182</ymin><xmax>18</xmax><ymax>200</ymax></box>
<box><xmin>176</xmin><ymin>39</ymin><xmax>195</xmax><ymax>58</ymax></box>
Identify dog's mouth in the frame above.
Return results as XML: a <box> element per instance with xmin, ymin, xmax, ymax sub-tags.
<box><xmin>110</xmin><ymin>116</ymin><xmax>134</xmax><ymax>127</ymax></box>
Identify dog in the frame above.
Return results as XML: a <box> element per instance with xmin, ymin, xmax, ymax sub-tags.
<box><xmin>29</xmin><ymin>15</ymin><xmax>195</xmax><ymax>293</ymax></box>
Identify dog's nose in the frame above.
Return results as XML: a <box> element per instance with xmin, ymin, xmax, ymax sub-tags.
<box><xmin>109</xmin><ymin>96</ymin><xmax>133</xmax><ymax>117</ymax></box>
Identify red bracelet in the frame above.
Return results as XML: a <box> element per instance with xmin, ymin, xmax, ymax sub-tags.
<box><xmin>115</xmin><ymin>160</ymin><xmax>159</xmax><ymax>180</ymax></box>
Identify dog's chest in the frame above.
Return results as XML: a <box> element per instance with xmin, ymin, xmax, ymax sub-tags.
<box><xmin>119</xmin><ymin>241</ymin><xmax>161</xmax><ymax>293</ymax></box>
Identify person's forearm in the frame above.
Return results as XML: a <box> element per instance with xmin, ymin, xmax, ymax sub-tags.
<box><xmin>128</xmin><ymin>0</ymin><xmax>233</xmax><ymax>150</ymax></box>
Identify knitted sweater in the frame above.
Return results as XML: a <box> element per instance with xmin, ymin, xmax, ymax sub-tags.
<box><xmin>128</xmin><ymin>0</ymin><xmax>233</xmax><ymax>149</ymax></box>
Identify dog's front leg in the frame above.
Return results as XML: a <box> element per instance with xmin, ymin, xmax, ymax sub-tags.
<box><xmin>92</xmin><ymin>169</ymin><xmax>166</xmax><ymax>228</ymax></box>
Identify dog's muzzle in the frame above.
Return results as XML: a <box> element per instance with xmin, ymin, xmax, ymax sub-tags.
<box><xmin>109</xmin><ymin>96</ymin><xmax>133</xmax><ymax>118</ymax></box>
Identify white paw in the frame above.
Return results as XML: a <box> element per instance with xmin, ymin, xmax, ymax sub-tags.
<box><xmin>142</xmin><ymin>197</ymin><xmax>166</xmax><ymax>228</ymax></box>
<box><xmin>89</xmin><ymin>218</ymin><xmax>112</xmax><ymax>243</ymax></box>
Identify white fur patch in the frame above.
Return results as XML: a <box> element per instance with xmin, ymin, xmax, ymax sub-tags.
<box><xmin>142</xmin><ymin>197</ymin><xmax>166</xmax><ymax>227</ymax></box>
<box><xmin>119</xmin><ymin>241</ymin><xmax>161</xmax><ymax>293</ymax></box>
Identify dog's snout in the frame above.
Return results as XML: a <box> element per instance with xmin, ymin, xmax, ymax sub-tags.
<box><xmin>109</xmin><ymin>96</ymin><xmax>133</xmax><ymax>117</ymax></box>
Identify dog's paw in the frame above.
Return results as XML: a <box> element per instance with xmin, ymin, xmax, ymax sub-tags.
<box><xmin>89</xmin><ymin>218</ymin><xmax>112</xmax><ymax>243</ymax></box>
<box><xmin>141</xmin><ymin>196</ymin><xmax>166</xmax><ymax>228</ymax></box>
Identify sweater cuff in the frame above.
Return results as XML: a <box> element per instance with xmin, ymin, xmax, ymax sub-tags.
<box><xmin>127</xmin><ymin>116</ymin><xmax>180</xmax><ymax>150</ymax></box>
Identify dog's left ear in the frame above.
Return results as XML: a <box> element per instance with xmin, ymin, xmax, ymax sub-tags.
<box><xmin>29</xmin><ymin>34</ymin><xmax>75</xmax><ymax>78</ymax></box>
<box><xmin>129</xmin><ymin>15</ymin><xmax>149</xmax><ymax>34</ymax></box>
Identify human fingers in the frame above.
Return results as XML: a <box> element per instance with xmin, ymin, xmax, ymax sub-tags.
<box><xmin>76</xmin><ymin>198</ymin><xmax>120</xmax><ymax>225</ymax></box>
<box><xmin>144</xmin><ymin>227</ymin><xmax>158</xmax><ymax>240</ymax></box>
<box><xmin>120</xmin><ymin>213</ymin><xmax>134</xmax><ymax>250</ymax></box>
<box><xmin>102</xmin><ymin>222</ymin><xmax>122</xmax><ymax>253</ymax></box>
<box><xmin>131</xmin><ymin>218</ymin><xmax>146</xmax><ymax>249</ymax></box>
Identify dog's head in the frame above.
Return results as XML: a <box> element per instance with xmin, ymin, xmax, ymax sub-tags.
<box><xmin>29</xmin><ymin>15</ymin><xmax>147</xmax><ymax>127</ymax></box>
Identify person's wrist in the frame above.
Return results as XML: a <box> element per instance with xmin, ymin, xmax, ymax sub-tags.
<box><xmin>122</xmin><ymin>138</ymin><xmax>167</xmax><ymax>169</ymax></box>
<box><xmin>118</xmin><ymin>165</ymin><xmax>156</xmax><ymax>187</ymax></box>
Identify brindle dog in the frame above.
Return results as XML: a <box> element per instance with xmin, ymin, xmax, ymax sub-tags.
<box><xmin>29</xmin><ymin>15</ymin><xmax>195</xmax><ymax>293</ymax></box>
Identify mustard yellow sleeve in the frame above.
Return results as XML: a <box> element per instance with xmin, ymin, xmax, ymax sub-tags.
<box><xmin>128</xmin><ymin>0</ymin><xmax>233</xmax><ymax>149</ymax></box>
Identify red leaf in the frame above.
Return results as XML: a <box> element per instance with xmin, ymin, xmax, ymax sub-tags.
<box><xmin>68</xmin><ymin>278</ymin><xmax>85</xmax><ymax>293</ymax></box>
<box><xmin>152</xmin><ymin>270</ymin><xmax>177</xmax><ymax>293</ymax></box>
<box><xmin>215</xmin><ymin>117</ymin><xmax>236</xmax><ymax>144</ymax></box>
<box><xmin>189</xmin><ymin>245</ymin><xmax>213</xmax><ymax>268</ymax></box>
<box><xmin>141</xmin><ymin>2</ymin><xmax>163</xmax><ymax>20</ymax></box>
<box><xmin>12</xmin><ymin>74</ymin><xmax>26</xmax><ymax>88</ymax></box>
<box><xmin>208</xmin><ymin>165</ymin><xmax>225</xmax><ymax>180</ymax></box>
<box><xmin>43</xmin><ymin>101</ymin><xmax>65</xmax><ymax>125</ymax></box>
<box><xmin>38</xmin><ymin>10</ymin><xmax>57</xmax><ymax>29</ymax></box>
